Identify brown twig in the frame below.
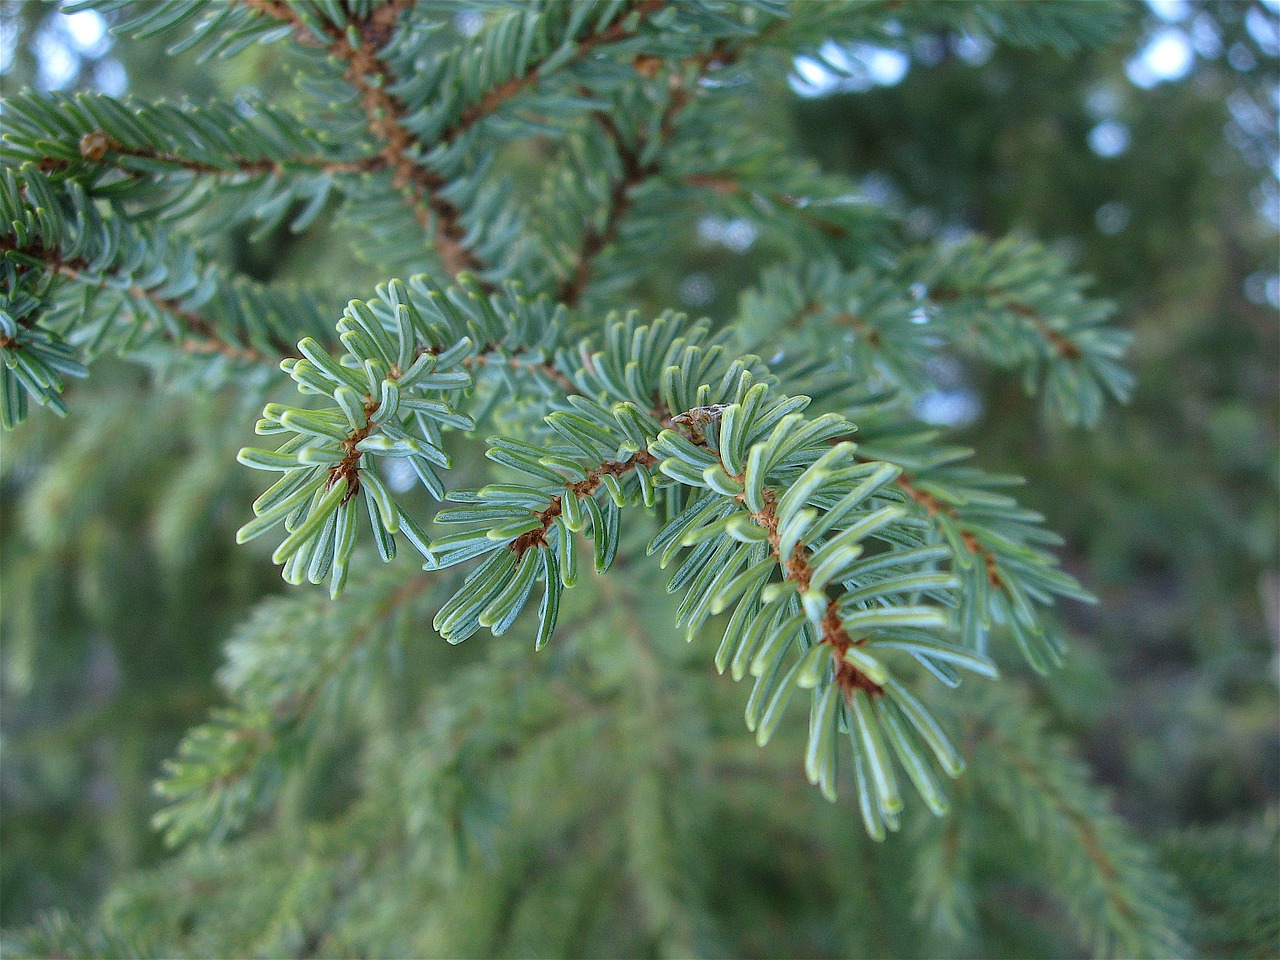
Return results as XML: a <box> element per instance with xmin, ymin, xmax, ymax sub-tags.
<box><xmin>668</xmin><ymin>413</ymin><xmax>884</xmax><ymax>700</ymax></box>
<box><xmin>327</xmin><ymin>395</ymin><xmax>381</xmax><ymax>503</ymax></box>
<box><xmin>240</xmin><ymin>0</ymin><xmax>483</xmax><ymax>278</ymax></box>
<box><xmin>745</xmin><ymin>485</ymin><xmax>884</xmax><ymax>698</ymax></box>
<box><xmin>555</xmin><ymin>21</ymin><xmax>789</xmax><ymax>306</ymax></box>
<box><xmin>62</xmin><ymin>131</ymin><xmax>376</xmax><ymax>179</ymax></box>
<box><xmin>556</xmin><ymin>109</ymin><xmax>659</xmax><ymax>307</ymax></box>
<box><xmin>833</xmin><ymin>312</ymin><xmax>882</xmax><ymax>348</ymax></box>
<box><xmin>929</xmin><ymin>284</ymin><xmax>1083</xmax><ymax>361</ymax></box>
<box><xmin>2</xmin><ymin>235</ymin><xmax>282</xmax><ymax>364</ymax></box>
<box><xmin>511</xmin><ymin>449</ymin><xmax>659</xmax><ymax>555</ymax></box>
<box><xmin>442</xmin><ymin>0</ymin><xmax>669</xmax><ymax>147</ymax></box>
<box><xmin>9</xmin><ymin>228</ymin><xmax>579</xmax><ymax>393</ymax></box>
<box><xmin>890</xmin><ymin>472</ymin><xmax>1005</xmax><ymax>590</ymax></box>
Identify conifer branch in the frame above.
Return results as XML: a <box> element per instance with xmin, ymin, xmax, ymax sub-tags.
<box><xmin>275</xmin><ymin>572</ymin><xmax>433</xmax><ymax>727</ymax></box>
<box><xmin>15</xmin><ymin>231</ymin><xmax>571</xmax><ymax>389</ymax></box>
<box><xmin>240</xmin><ymin>0</ymin><xmax>485</xmax><ymax>278</ymax></box>
<box><xmin>440</xmin><ymin>0</ymin><xmax>670</xmax><ymax>149</ymax></box>
<box><xmin>11</xmin><ymin>227</ymin><xmax>569</xmax><ymax>385</ymax></box>
<box><xmin>743</xmin><ymin>238</ymin><xmax>1132</xmax><ymax>427</ymax></box>
<box><xmin>557</xmin><ymin>110</ymin><xmax>657</xmax><ymax>308</ymax></box>
<box><xmin>889</xmin><ymin>470</ymin><xmax>1006</xmax><ymax>590</ymax></box>
<box><xmin>510</xmin><ymin>449</ymin><xmax>659</xmax><ymax>556</ymax></box>
<box><xmin>47</xmin><ymin>131</ymin><xmax>376</xmax><ymax>180</ymax></box>
<box><xmin>5</xmin><ymin>10</ymin><xmax>1190</xmax><ymax>947</ymax></box>
<box><xmin>967</xmin><ymin>693</ymin><xmax>1192</xmax><ymax>958</ymax></box>
<box><xmin>928</xmin><ymin>284</ymin><xmax>1084</xmax><ymax>361</ymax></box>
<box><xmin>2</xmin><ymin>234</ymin><xmax>283</xmax><ymax>364</ymax></box>
<box><xmin>459</xmin><ymin>344</ymin><xmax>576</xmax><ymax>394</ymax></box>
<box><xmin>557</xmin><ymin>45</ymin><xmax>727</xmax><ymax>307</ymax></box>
<box><xmin>154</xmin><ymin>569</ymin><xmax>436</xmax><ymax>846</ymax></box>
<box><xmin>673</xmin><ymin>415</ymin><xmax>886</xmax><ymax>699</ymax></box>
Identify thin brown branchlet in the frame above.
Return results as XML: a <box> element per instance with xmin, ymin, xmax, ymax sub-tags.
<box><xmin>62</xmin><ymin>130</ymin><xmax>376</xmax><ymax>178</ymax></box>
<box><xmin>929</xmin><ymin>284</ymin><xmax>1084</xmax><ymax>361</ymax></box>
<box><xmin>327</xmin><ymin>396</ymin><xmax>382</xmax><ymax>505</ymax></box>
<box><xmin>1</xmin><ymin>235</ymin><xmax>281</xmax><ymax>364</ymax></box>
<box><xmin>240</xmin><ymin>0</ymin><xmax>482</xmax><ymax>277</ymax></box>
<box><xmin>667</xmin><ymin>411</ymin><xmax>886</xmax><ymax>700</ymax></box>
<box><xmin>241</xmin><ymin>0</ymin><xmax>671</xmax><ymax>284</ymax></box>
<box><xmin>511</xmin><ymin>449</ymin><xmax>659</xmax><ymax>556</ymax></box>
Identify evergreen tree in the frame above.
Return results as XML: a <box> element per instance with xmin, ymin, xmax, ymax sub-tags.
<box><xmin>1</xmin><ymin>2</ymin><xmax>1275</xmax><ymax>957</ymax></box>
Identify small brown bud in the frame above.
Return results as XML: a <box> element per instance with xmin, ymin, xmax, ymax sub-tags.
<box><xmin>633</xmin><ymin>54</ymin><xmax>663</xmax><ymax>78</ymax></box>
<box><xmin>79</xmin><ymin>131</ymin><xmax>110</xmax><ymax>162</ymax></box>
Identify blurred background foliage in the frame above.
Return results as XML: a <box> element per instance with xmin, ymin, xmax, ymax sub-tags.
<box><xmin>0</xmin><ymin>0</ymin><xmax>1276</xmax><ymax>943</ymax></box>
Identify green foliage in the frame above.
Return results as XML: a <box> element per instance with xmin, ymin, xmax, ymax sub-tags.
<box><xmin>1161</xmin><ymin>809</ymin><xmax>1280</xmax><ymax>959</ymax></box>
<box><xmin>960</xmin><ymin>686</ymin><xmax>1191</xmax><ymax>958</ymax></box>
<box><xmin>741</xmin><ymin>234</ymin><xmax>1133</xmax><ymax>426</ymax></box>
<box><xmin>2</xmin><ymin>0</ymin><xmax>1274</xmax><ymax>957</ymax></box>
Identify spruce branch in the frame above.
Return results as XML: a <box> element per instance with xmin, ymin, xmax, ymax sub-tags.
<box><xmin>154</xmin><ymin>568</ymin><xmax>436</xmax><ymax>847</ymax></box>
<box><xmin>3</xmin><ymin>8</ymin><xmax>1193</xmax><ymax>950</ymax></box>
<box><xmin>742</xmin><ymin>239</ymin><xmax>1132</xmax><ymax>426</ymax></box>
<box><xmin>508</xmin><ymin>449</ymin><xmax>659</xmax><ymax>558</ymax></box>
<box><xmin>240</xmin><ymin>0</ymin><xmax>484</xmax><ymax>278</ymax></box>
<box><xmin>831</xmin><ymin>404</ymin><xmax>1092</xmax><ymax>673</ymax></box>
<box><xmin>3</xmin><ymin>234</ymin><xmax>287</xmax><ymax>365</ymax></box>
<box><xmin>928</xmin><ymin>284</ymin><xmax>1083</xmax><ymax>361</ymax></box>
<box><xmin>2</xmin><ymin>161</ymin><xmax>570</xmax><ymax>425</ymax></box>
<box><xmin>1</xmin><ymin>89</ymin><xmax>376</xmax><ymax>241</ymax></box>
<box><xmin>966</xmin><ymin>689</ymin><xmax>1193</xmax><ymax>959</ymax></box>
<box><xmin>234</xmin><ymin>275</ymin><xmax>582</xmax><ymax>594</ymax></box>
<box><xmin>41</xmin><ymin>130</ymin><xmax>375</xmax><ymax>181</ymax></box>
<box><xmin>557</xmin><ymin>108</ymin><xmax>657</xmax><ymax>308</ymax></box>
<box><xmin>556</xmin><ymin>47</ymin><xmax>730</xmax><ymax>307</ymax></box>
<box><xmin>668</xmin><ymin>412</ymin><xmax>889</xmax><ymax>702</ymax></box>
<box><xmin>439</xmin><ymin>0</ymin><xmax>670</xmax><ymax>150</ymax></box>
<box><xmin>413</xmin><ymin>309</ymin><xmax>994</xmax><ymax>832</ymax></box>
<box><xmin>889</xmin><ymin>469</ymin><xmax>1007</xmax><ymax>592</ymax></box>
